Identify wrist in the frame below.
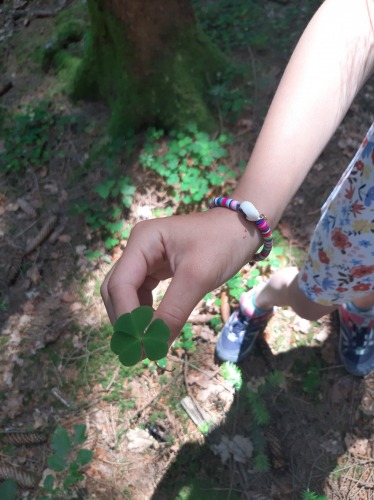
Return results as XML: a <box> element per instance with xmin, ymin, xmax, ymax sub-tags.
<box><xmin>208</xmin><ymin>197</ymin><xmax>273</xmax><ymax>264</ymax></box>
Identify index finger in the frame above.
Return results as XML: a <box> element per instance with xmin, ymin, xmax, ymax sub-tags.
<box><xmin>101</xmin><ymin>220</ymin><xmax>167</xmax><ymax>323</ymax></box>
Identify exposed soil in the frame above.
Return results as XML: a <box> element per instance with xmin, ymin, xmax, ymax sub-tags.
<box><xmin>1</xmin><ymin>2</ymin><xmax>373</xmax><ymax>500</ymax></box>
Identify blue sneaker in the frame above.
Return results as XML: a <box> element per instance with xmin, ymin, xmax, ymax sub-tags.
<box><xmin>339</xmin><ymin>303</ymin><xmax>374</xmax><ymax>376</ymax></box>
<box><xmin>215</xmin><ymin>287</ymin><xmax>273</xmax><ymax>363</ymax></box>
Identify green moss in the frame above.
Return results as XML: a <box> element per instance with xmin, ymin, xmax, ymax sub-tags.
<box><xmin>145</xmin><ymin>28</ymin><xmax>227</xmax><ymax>132</ymax></box>
<box><xmin>71</xmin><ymin>0</ymin><xmax>140</xmax><ymax>132</ymax></box>
<box><xmin>72</xmin><ymin>0</ymin><xmax>230</xmax><ymax>135</ymax></box>
<box><xmin>41</xmin><ymin>18</ymin><xmax>86</xmax><ymax>71</ymax></box>
<box><xmin>53</xmin><ymin>51</ymin><xmax>82</xmax><ymax>94</ymax></box>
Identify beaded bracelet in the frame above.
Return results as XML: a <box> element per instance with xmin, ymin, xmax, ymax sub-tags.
<box><xmin>209</xmin><ymin>197</ymin><xmax>273</xmax><ymax>264</ymax></box>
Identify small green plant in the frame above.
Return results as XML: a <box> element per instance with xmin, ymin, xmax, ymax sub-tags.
<box><xmin>266</xmin><ymin>370</ymin><xmax>285</xmax><ymax>388</ymax></box>
<box><xmin>0</xmin><ymin>101</ymin><xmax>78</xmax><ymax>176</ymax></box>
<box><xmin>244</xmin><ymin>371</ymin><xmax>287</xmax><ymax>472</ymax></box>
<box><xmin>1</xmin><ymin>101</ymin><xmax>53</xmax><ymax>174</ymax></box>
<box><xmin>193</xmin><ymin>0</ymin><xmax>270</xmax><ymax>52</ymax></box>
<box><xmin>246</xmin><ymin>390</ymin><xmax>270</xmax><ymax>426</ymax></box>
<box><xmin>71</xmin><ymin>134</ymin><xmax>136</xmax><ymax>255</ymax></box>
<box><xmin>197</xmin><ymin>419</ymin><xmax>215</xmax><ymax>435</ymax></box>
<box><xmin>225</xmin><ymin>272</ymin><xmax>244</xmax><ymax>301</ymax></box>
<box><xmin>256</xmin><ymin>244</ymin><xmax>284</xmax><ymax>271</ymax></box>
<box><xmin>139</xmin><ymin>125</ymin><xmax>235</xmax><ymax>206</ymax></box>
<box><xmin>40</xmin><ymin>424</ymin><xmax>93</xmax><ymax>499</ymax></box>
<box><xmin>253</xmin><ymin>453</ymin><xmax>270</xmax><ymax>473</ymax></box>
<box><xmin>94</xmin><ymin>176</ymin><xmax>136</xmax><ymax>209</ymax></box>
<box><xmin>174</xmin><ymin>323</ymin><xmax>195</xmax><ymax>352</ymax></box>
<box><xmin>208</xmin><ymin>66</ymin><xmax>252</xmax><ymax>121</ymax></box>
<box><xmin>193</xmin><ymin>0</ymin><xmax>321</xmax><ymax>56</ymax></box>
<box><xmin>209</xmin><ymin>315</ymin><xmax>223</xmax><ymax>333</ymax></box>
<box><xmin>110</xmin><ymin>306</ymin><xmax>170</xmax><ymax>366</ymax></box>
<box><xmin>301</xmin><ymin>491</ymin><xmax>328</xmax><ymax>500</ymax></box>
<box><xmin>302</xmin><ymin>364</ymin><xmax>322</xmax><ymax>395</ymax></box>
<box><xmin>73</xmin><ymin>175</ymin><xmax>135</xmax><ymax>251</ymax></box>
<box><xmin>220</xmin><ymin>361</ymin><xmax>242</xmax><ymax>390</ymax></box>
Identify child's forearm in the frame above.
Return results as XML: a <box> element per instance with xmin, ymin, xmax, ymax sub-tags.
<box><xmin>234</xmin><ymin>0</ymin><xmax>374</xmax><ymax>227</ymax></box>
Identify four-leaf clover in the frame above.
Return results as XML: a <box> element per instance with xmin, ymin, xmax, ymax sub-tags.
<box><xmin>110</xmin><ymin>306</ymin><xmax>170</xmax><ymax>366</ymax></box>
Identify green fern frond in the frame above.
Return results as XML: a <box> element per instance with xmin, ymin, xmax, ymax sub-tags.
<box><xmin>220</xmin><ymin>361</ymin><xmax>242</xmax><ymax>390</ymax></box>
<box><xmin>301</xmin><ymin>490</ymin><xmax>328</xmax><ymax>500</ymax></box>
<box><xmin>247</xmin><ymin>390</ymin><xmax>270</xmax><ymax>426</ymax></box>
<box><xmin>254</xmin><ymin>453</ymin><xmax>270</xmax><ymax>472</ymax></box>
<box><xmin>267</xmin><ymin>370</ymin><xmax>285</xmax><ymax>387</ymax></box>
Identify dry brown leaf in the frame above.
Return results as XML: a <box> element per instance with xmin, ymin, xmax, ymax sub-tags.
<box><xmin>57</xmin><ymin>234</ymin><xmax>71</xmax><ymax>243</ymax></box>
<box><xmin>6</xmin><ymin>202</ymin><xmax>19</xmax><ymax>212</ymax></box>
<box><xmin>186</xmin><ymin>373</ymin><xmax>211</xmax><ymax>389</ymax></box>
<box><xmin>27</xmin><ymin>264</ymin><xmax>41</xmax><ymax>285</ymax></box>
<box><xmin>330</xmin><ymin>378</ymin><xmax>355</xmax><ymax>405</ymax></box>
<box><xmin>344</xmin><ymin>433</ymin><xmax>369</xmax><ymax>457</ymax></box>
<box><xmin>127</xmin><ymin>428</ymin><xmax>159</xmax><ymax>452</ymax></box>
<box><xmin>198</xmin><ymin>327</ymin><xmax>215</xmax><ymax>343</ymax></box>
<box><xmin>60</xmin><ymin>291</ymin><xmax>77</xmax><ymax>303</ymax></box>
<box><xmin>211</xmin><ymin>434</ymin><xmax>253</xmax><ymax>464</ymax></box>
<box><xmin>17</xmin><ymin>198</ymin><xmax>37</xmax><ymax>218</ymax></box>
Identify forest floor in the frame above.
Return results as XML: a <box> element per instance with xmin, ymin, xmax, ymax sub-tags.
<box><xmin>0</xmin><ymin>1</ymin><xmax>374</xmax><ymax>499</ymax></box>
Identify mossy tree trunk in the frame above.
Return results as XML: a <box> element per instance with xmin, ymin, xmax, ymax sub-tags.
<box><xmin>72</xmin><ymin>0</ymin><xmax>228</xmax><ymax>135</ymax></box>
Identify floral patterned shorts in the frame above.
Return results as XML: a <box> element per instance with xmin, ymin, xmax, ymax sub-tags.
<box><xmin>299</xmin><ymin>123</ymin><xmax>374</xmax><ymax>306</ymax></box>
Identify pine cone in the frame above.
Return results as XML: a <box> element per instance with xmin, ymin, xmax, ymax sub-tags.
<box><xmin>265</xmin><ymin>425</ymin><xmax>287</xmax><ymax>471</ymax></box>
<box><xmin>83</xmin><ymin>426</ymin><xmax>98</xmax><ymax>451</ymax></box>
<box><xmin>0</xmin><ymin>462</ymin><xmax>38</xmax><ymax>488</ymax></box>
<box><xmin>1</xmin><ymin>432</ymin><xmax>47</xmax><ymax>446</ymax></box>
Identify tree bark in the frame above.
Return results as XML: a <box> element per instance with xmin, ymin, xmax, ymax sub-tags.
<box><xmin>72</xmin><ymin>0</ymin><xmax>228</xmax><ymax>135</ymax></box>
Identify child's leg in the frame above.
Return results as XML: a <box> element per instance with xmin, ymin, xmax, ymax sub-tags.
<box><xmin>255</xmin><ymin>267</ymin><xmax>337</xmax><ymax>320</ymax></box>
<box><xmin>258</xmin><ymin>270</ymin><xmax>374</xmax><ymax>376</ymax></box>
<box><xmin>215</xmin><ymin>266</ymin><xmax>335</xmax><ymax>363</ymax></box>
<box><xmin>352</xmin><ymin>293</ymin><xmax>374</xmax><ymax>310</ymax></box>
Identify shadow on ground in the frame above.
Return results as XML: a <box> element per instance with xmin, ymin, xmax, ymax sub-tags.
<box><xmin>151</xmin><ymin>324</ymin><xmax>373</xmax><ymax>500</ymax></box>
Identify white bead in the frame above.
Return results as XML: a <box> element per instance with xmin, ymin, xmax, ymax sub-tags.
<box><xmin>240</xmin><ymin>201</ymin><xmax>260</xmax><ymax>221</ymax></box>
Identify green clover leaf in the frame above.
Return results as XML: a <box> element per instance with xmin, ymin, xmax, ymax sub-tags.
<box><xmin>110</xmin><ymin>306</ymin><xmax>170</xmax><ymax>366</ymax></box>
<box><xmin>143</xmin><ymin>318</ymin><xmax>170</xmax><ymax>360</ymax></box>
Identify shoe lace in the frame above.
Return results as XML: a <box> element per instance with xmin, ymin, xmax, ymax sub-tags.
<box><xmin>352</xmin><ymin>323</ymin><xmax>372</xmax><ymax>349</ymax></box>
<box><xmin>231</xmin><ymin>311</ymin><xmax>249</xmax><ymax>336</ymax></box>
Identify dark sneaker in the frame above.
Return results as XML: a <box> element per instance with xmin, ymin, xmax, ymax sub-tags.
<box><xmin>338</xmin><ymin>303</ymin><xmax>374</xmax><ymax>376</ymax></box>
<box><xmin>215</xmin><ymin>287</ymin><xmax>273</xmax><ymax>363</ymax></box>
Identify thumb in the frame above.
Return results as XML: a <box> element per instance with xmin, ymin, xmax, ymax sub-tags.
<box><xmin>154</xmin><ymin>267</ymin><xmax>205</xmax><ymax>344</ymax></box>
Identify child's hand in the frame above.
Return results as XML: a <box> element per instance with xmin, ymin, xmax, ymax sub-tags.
<box><xmin>101</xmin><ymin>208</ymin><xmax>262</xmax><ymax>344</ymax></box>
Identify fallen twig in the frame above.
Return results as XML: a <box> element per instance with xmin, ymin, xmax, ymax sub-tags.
<box><xmin>51</xmin><ymin>387</ymin><xmax>71</xmax><ymax>408</ymax></box>
<box><xmin>25</xmin><ymin>214</ymin><xmax>58</xmax><ymax>255</ymax></box>
<box><xmin>0</xmin><ymin>81</ymin><xmax>13</xmax><ymax>98</ymax></box>
<box><xmin>13</xmin><ymin>9</ymin><xmax>59</xmax><ymax>18</ymax></box>
<box><xmin>8</xmin><ymin>214</ymin><xmax>59</xmax><ymax>284</ymax></box>
<box><xmin>182</xmin><ymin>353</ymin><xmax>208</xmax><ymax>425</ymax></box>
<box><xmin>105</xmin><ymin>365</ymin><xmax>121</xmax><ymax>392</ymax></box>
<box><xmin>169</xmin><ymin>354</ymin><xmax>229</xmax><ymax>391</ymax></box>
<box><xmin>6</xmin><ymin>247</ymin><xmax>25</xmax><ymax>284</ymax></box>
<box><xmin>180</xmin><ymin>396</ymin><xmax>207</xmax><ymax>427</ymax></box>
